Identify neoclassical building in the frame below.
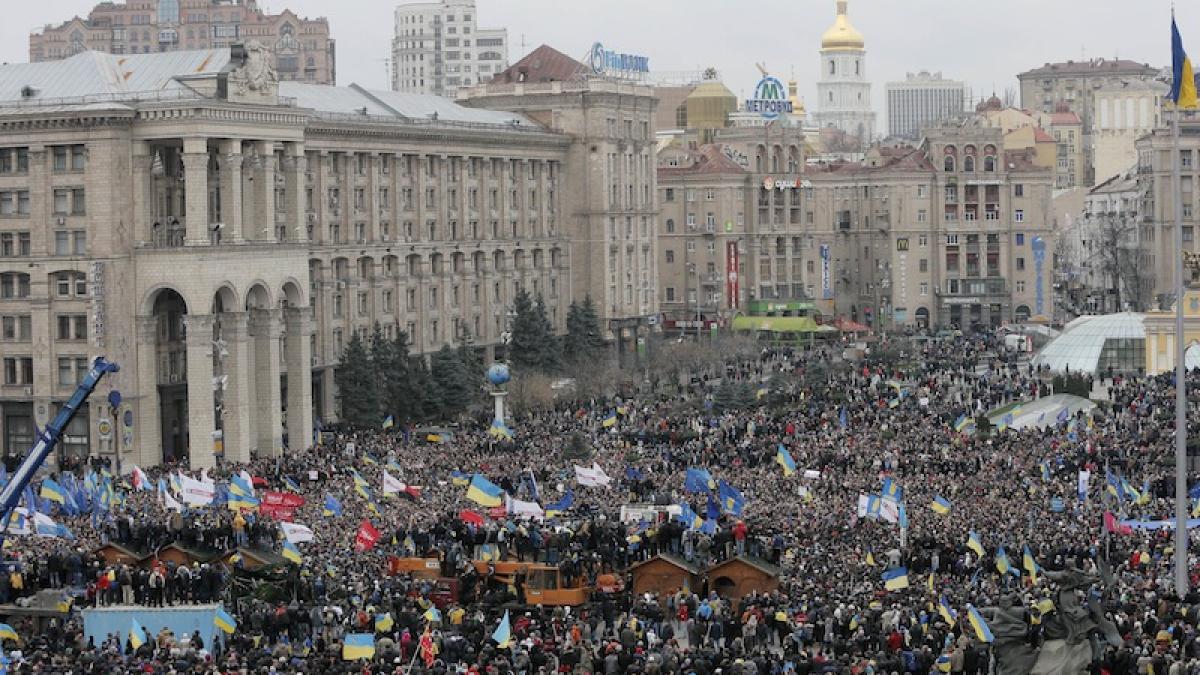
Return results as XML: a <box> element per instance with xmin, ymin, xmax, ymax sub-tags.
<box><xmin>0</xmin><ymin>46</ymin><xmax>573</xmax><ymax>469</ymax></box>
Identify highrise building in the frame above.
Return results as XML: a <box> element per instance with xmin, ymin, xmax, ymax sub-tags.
<box><xmin>29</xmin><ymin>0</ymin><xmax>335</xmax><ymax>85</ymax></box>
<box><xmin>1017</xmin><ymin>58</ymin><xmax>1161</xmax><ymax>186</ymax></box>
<box><xmin>814</xmin><ymin>0</ymin><xmax>876</xmax><ymax>145</ymax></box>
<box><xmin>391</xmin><ymin>0</ymin><xmax>508</xmax><ymax>97</ymax></box>
<box><xmin>885</xmin><ymin>72</ymin><xmax>965</xmax><ymax>139</ymax></box>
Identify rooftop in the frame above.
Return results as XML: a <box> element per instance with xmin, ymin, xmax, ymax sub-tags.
<box><xmin>491</xmin><ymin>45</ymin><xmax>585</xmax><ymax>85</ymax></box>
<box><xmin>657</xmin><ymin>144</ymin><xmax>748</xmax><ymax>177</ymax></box>
<box><xmin>1018</xmin><ymin>58</ymin><xmax>1158</xmax><ymax>78</ymax></box>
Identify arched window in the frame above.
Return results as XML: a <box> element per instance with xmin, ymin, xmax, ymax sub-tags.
<box><xmin>944</xmin><ymin>156</ymin><xmax>955</xmax><ymax>172</ymax></box>
<box><xmin>984</xmin><ymin>156</ymin><xmax>996</xmax><ymax>172</ymax></box>
<box><xmin>963</xmin><ymin>156</ymin><xmax>975</xmax><ymax>172</ymax></box>
<box><xmin>829</xmin><ymin>60</ymin><xmax>835</xmax><ymax>75</ymax></box>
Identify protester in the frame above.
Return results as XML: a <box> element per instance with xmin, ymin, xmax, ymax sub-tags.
<box><xmin>0</xmin><ymin>333</ymin><xmax>1193</xmax><ymax>674</ymax></box>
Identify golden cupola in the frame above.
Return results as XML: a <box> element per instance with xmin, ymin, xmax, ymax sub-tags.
<box><xmin>821</xmin><ymin>0</ymin><xmax>865</xmax><ymax>51</ymax></box>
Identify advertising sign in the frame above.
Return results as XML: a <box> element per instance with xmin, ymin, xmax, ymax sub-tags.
<box><xmin>588</xmin><ymin>42</ymin><xmax>649</xmax><ymax>77</ymax></box>
<box><xmin>1032</xmin><ymin>236</ymin><xmax>1046</xmax><ymax>316</ymax></box>
<box><xmin>726</xmin><ymin>241</ymin><xmax>740</xmax><ymax>309</ymax></box>
<box><xmin>746</xmin><ymin>76</ymin><xmax>794</xmax><ymax>120</ymax></box>
<box><xmin>819</xmin><ymin>244</ymin><xmax>832</xmax><ymax>300</ymax></box>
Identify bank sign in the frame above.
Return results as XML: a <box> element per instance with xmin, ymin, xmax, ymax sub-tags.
<box><xmin>589</xmin><ymin>42</ymin><xmax>649</xmax><ymax>77</ymax></box>
<box><xmin>746</xmin><ymin>76</ymin><xmax>793</xmax><ymax>120</ymax></box>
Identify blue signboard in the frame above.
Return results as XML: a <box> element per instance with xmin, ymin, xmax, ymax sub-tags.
<box><xmin>745</xmin><ymin>76</ymin><xmax>794</xmax><ymax>120</ymax></box>
<box><xmin>1032</xmin><ymin>236</ymin><xmax>1046</xmax><ymax>316</ymax></box>
<box><xmin>588</xmin><ymin>42</ymin><xmax>649</xmax><ymax>77</ymax></box>
<box><xmin>820</xmin><ymin>244</ymin><xmax>832</xmax><ymax>300</ymax></box>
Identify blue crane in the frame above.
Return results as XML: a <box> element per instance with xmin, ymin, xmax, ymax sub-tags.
<box><xmin>0</xmin><ymin>357</ymin><xmax>118</xmax><ymax>549</ymax></box>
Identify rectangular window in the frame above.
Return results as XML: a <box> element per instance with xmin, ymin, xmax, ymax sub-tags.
<box><xmin>1015</xmin><ymin>233</ymin><xmax>1025</xmax><ymax>245</ymax></box>
<box><xmin>919</xmin><ymin>258</ymin><xmax>928</xmax><ymax>273</ymax></box>
<box><xmin>1016</xmin><ymin>257</ymin><xmax>1026</xmax><ymax>271</ymax></box>
<box><xmin>665</xmin><ymin>250</ymin><xmax>674</xmax><ymax>263</ymax></box>
<box><xmin>1015</xmin><ymin>209</ymin><xmax>1025</xmax><ymax>222</ymax></box>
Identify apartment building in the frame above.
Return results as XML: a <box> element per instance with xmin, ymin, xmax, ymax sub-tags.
<box><xmin>391</xmin><ymin>0</ymin><xmax>507</xmax><ymax>97</ymax></box>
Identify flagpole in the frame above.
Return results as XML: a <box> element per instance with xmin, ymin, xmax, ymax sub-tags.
<box><xmin>1173</xmin><ymin>101</ymin><xmax>1190</xmax><ymax>598</ymax></box>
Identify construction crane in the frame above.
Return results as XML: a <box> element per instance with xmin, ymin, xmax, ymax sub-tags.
<box><xmin>0</xmin><ymin>357</ymin><xmax>118</xmax><ymax>549</ymax></box>
<box><xmin>755</xmin><ymin>63</ymin><xmax>770</xmax><ymax>78</ymax></box>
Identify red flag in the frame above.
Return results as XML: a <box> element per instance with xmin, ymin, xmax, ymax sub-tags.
<box><xmin>419</xmin><ymin>626</ymin><xmax>436</xmax><ymax>666</ymax></box>
<box><xmin>404</xmin><ymin>485</ymin><xmax>422</xmax><ymax>500</ymax></box>
<box><xmin>1103</xmin><ymin>511</ymin><xmax>1132</xmax><ymax>536</ymax></box>
<box><xmin>459</xmin><ymin>509</ymin><xmax>484</xmax><ymax>526</ymax></box>
<box><xmin>354</xmin><ymin>519</ymin><xmax>381</xmax><ymax>552</ymax></box>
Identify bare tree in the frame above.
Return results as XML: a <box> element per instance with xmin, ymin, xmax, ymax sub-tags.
<box><xmin>1094</xmin><ymin>212</ymin><xmax>1149</xmax><ymax>312</ymax></box>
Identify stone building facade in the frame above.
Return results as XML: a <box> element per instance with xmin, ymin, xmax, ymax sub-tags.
<box><xmin>0</xmin><ymin>47</ymin><xmax>570</xmax><ymax>469</ymax></box>
<box><xmin>29</xmin><ymin>0</ymin><xmax>335</xmax><ymax>85</ymax></box>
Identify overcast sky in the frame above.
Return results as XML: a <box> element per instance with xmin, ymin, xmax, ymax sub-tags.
<box><xmin>6</xmin><ymin>0</ymin><xmax>1192</xmax><ymax>122</ymax></box>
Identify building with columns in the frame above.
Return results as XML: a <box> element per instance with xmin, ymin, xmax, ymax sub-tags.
<box><xmin>459</xmin><ymin>46</ymin><xmax>660</xmax><ymax>359</ymax></box>
<box><xmin>0</xmin><ymin>47</ymin><xmax>570</xmax><ymax>469</ymax></box>
<box><xmin>814</xmin><ymin>0</ymin><xmax>876</xmax><ymax>145</ymax></box>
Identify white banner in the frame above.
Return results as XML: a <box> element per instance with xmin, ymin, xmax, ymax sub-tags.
<box><xmin>574</xmin><ymin>465</ymin><xmax>610</xmax><ymax>487</ymax></box>
<box><xmin>506</xmin><ymin>496</ymin><xmax>544</xmax><ymax>520</ymax></box>
<box><xmin>1078</xmin><ymin>470</ymin><xmax>1090</xmax><ymax>501</ymax></box>
<box><xmin>803</xmin><ymin>470</ymin><xmax>821</xmax><ymax>479</ymax></box>
<box><xmin>162</xmin><ymin>489</ymin><xmax>184</xmax><ymax>513</ymax></box>
<box><xmin>280</xmin><ymin>522</ymin><xmax>314</xmax><ymax>544</ymax></box>
<box><xmin>179</xmin><ymin>474</ymin><xmax>216</xmax><ymax>506</ymax></box>
<box><xmin>382</xmin><ymin>470</ymin><xmax>405</xmax><ymax>495</ymax></box>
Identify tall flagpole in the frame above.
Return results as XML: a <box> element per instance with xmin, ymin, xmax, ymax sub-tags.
<box><xmin>1173</xmin><ymin>101</ymin><xmax>1189</xmax><ymax>598</ymax></box>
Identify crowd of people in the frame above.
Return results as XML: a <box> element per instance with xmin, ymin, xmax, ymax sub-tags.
<box><xmin>0</xmin><ymin>332</ymin><xmax>1195</xmax><ymax>673</ymax></box>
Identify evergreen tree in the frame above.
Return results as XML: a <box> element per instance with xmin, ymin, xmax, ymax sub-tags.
<box><xmin>534</xmin><ymin>293</ymin><xmax>563</xmax><ymax>372</ymax></box>
<box><xmin>335</xmin><ymin>331</ymin><xmax>380</xmax><ymax>428</ymax></box>
<box><xmin>564</xmin><ymin>295</ymin><xmax>607</xmax><ymax>366</ymax></box>
<box><xmin>509</xmin><ymin>289</ymin><xmax>549</xmax><ymax>372</ymax></box>
<box><xmin>457</xmin><ymin>327</ymin><xmax>485</xmax><ymax>402</ymax></box>
<box><xmin>431</xmin><ymin>344</ymin><xmax>473</xmax><ymax>417</ymax></box>
<box><xmin>373</xmin><ymin>326</ymin><xmax>427</xmax><ymax>423</ymax></box>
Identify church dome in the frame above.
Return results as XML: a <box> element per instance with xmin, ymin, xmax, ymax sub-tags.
<box><xmin>821</xmin><ymin>0</ymin><xmax>865</xmax><ymax>51</ymax></box>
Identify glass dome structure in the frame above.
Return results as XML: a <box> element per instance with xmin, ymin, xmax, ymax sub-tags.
<box><xmin>1031</xmin><ymin>312</ymin><xmax>1146</xmax><ymax>374</ymax></box>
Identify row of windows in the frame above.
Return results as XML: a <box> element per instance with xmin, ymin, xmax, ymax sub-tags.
<box><xmin>0</xmin><ymin>272</ymin><xmax>87</xmax><ymax>299</ymax></box>
<box><xmin>0</xmin><ymin>314</ymin><xmax>86</xmax><ymax>342</ymax></box>
<box><xmin>0</xmin><ymin>230</ymin><xmax>88</xmax><ymax>257</ymax></box>
<box><xmin>1</xmin><ymin>356</ymin><xmax>89</xmax><ymax>387</ymax></box>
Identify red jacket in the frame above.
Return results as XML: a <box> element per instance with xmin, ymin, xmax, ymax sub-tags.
<box><xmin>733</xmin><ymin>522</ymin><xmax>748</xmax><ymax>541</ymax></box>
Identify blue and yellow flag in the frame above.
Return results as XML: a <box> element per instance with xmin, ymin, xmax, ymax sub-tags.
<box><xmin>718</xmin><ymin>480</ymin><xmax>745</xmax><ymax>515</ymax></box>
<box><xmin>375</xmin><ymin>612</ymin><xmax>394</xmax><ymax>632</ymax></box>
<box><xmin>601</xmin><ymin>412</ymin><xmax>617</xmax><ymax>428</ymax></box>
<box><xmin>776</xmin><ymin>445</ymin><xmax>796</xmax><ymax>477</ymax></box>
<box><xmin>492</xmin><ymin>610</ymin><xmax>513</xmax><ymax>648</ymax></box>
<box><xmin>930</xmin><ymin>496</ymin><xmax>951</xmax><ymax>515</ymax></box>
<box><xmin>466</xmin><ymin>474</ymin><xmax>504</xmax><ymax>507</ymax></box>
<box><xmin>1023</xmin><ymin>545</ymin><xmax>1039</xmax><ymax>583</ymax></box>
<box><xmin>39</xmin><ymin>478</ymin><xmax>65</xmax><ymax>505</ymax></box>
<box><xmin>685</xmin><ymin>468</ymin><xmax>716</xmax><ymax>493</ymax></box>
<box><xmin>545</xmin><ymin>490</ymin><xmax>574</xmax><ymax>518</ymax></box>
<box><xmin>282</xmin><ymin>539</ymin><xmax>303</xmax><ymax>565</ymax></box>
<box><xmin>489</xmin><ymin>419</ymin><xmax>514</xmax><ymax>440</ymax></box>
<box><xmin>283</xmin><ymin>477</ymin><xmax>301</xmax><ymax>493</ymax></box>
<box><xmin>996</xmin><ymin>546</ymin><xmax>1013</xmax><ymax>576</ymax></box>
<box><xmin>882</xmin><ymin>567</ymin><xmax>909</xmax><ymax>591</ymax></box>
<box><xmin>450</xmin><ymin>470</ymin><xmax>470</xmax><ymax>486</ymax></box>
<box><xmin>129</xmin><ymin>618</ymin><xmax>148</xmax><ymax>649</ymax></box>
<box><xmin>677</xmin><ymin>501</ymin><xmax>703</xmax><ymax>530</ymax></box>
<box><xmin>967</xmin><ymin>531</ymin><xmax>985</xmax><ymax>558</ymax></box>
<box><xmin>214</xmin><ymin>607</ymin><xmax>237</xmax><ymax>634</ymax></box>
<box><xmin>323</xmin><ymin>494</ymin><xmax>343</xmax><ymax>517</ymax></box>
<box><xmin>424</xmin><ymin>606</ymin><xmax>442</xmax><ymax>623</ymax></box>
<box><xmin>967</xmin><ymin>605</ymin><xmax>995</xmax><ymax>642</ymax></box>
<box><xmin>0</xmin><ymin>624</ymin><xmax>17</xmax><ymax>643</ymax></box>
<box><xmin>937</xmin><ymin>597</ymin><xmax>958</xmax><ymax>626</ymax></box>
<box><xmin>881</xmin><ymin>477</ymin><xmax>903</xmax><ymax>502</ymax></box>
<box><xmin>343</xmin><ymin>634</ymin><xmax>375</xmax><ymax>660</ymax></box>
<box><xmin>1173</xmin><ymin>16</ymin><xmax>1199</xmax><ymax>109</ymax></box>
<box><xmin>382</xmin><ymin>415</ymin><xmax>395</xmax><ymax>430</ymax></box>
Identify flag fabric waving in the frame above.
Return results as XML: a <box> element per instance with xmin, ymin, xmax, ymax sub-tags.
<box><xmin>466</xmin><ymin>474</ymin><xmax>504</xmax><ymax>507</ymax></box>
<box><xmin>354</xmin><ymin>520</ymin><xmax>381</xmax><ymax>552</ymax></box>
<box><xmin>214</xmin><ymin>607</ymin><xmax>237</xmax><ymax>634</ymax></box>
<box><xmin>491</xmin><ymin>610</ymin><xmax>513</xmax><ymax>648</ymax></box>
<box><xmin>322</xmin><ymin>494</ymin><xmax>343</xmax><ymax>517</ymax></box>
<box><xmin>882</xmin><ymin>567</ymin><xmax>909</xmax><ymax>591</ymax></box>
<box><xmin>930</xmin><ymin>496</ymin><xmax>952</xmax><ymax>515</ymax></box>
<box><xmin>685</xmin><ymin>468</ymin><xmax>716</xmax><ymax>493</ymax></box>
<box><xmin>129</xmin><ymin>618</ymin><xmax>148</xmax><ymax>650</ymax></box>
<box><xmin>1172</xmin><ymin>16</ymin><xmax>1198</xmax><ymax>109</ymax></box>
<box><xmin>343</xmin><ymin>634</ymin><xmax>375</xmax><ymax>660</ymax></box>
<box><xmin>967</xmin><ymin>605</ymin><xmax>995</xmax><ymax>642</ymax></box>
<box><xmin>776</xmin><ymin>445</ymin><xmax>796</xmax><ymax>476</ymax></box>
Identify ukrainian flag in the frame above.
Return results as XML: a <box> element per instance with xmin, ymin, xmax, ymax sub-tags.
<box><xmin>935</xmin><ymin>654</ymin><xmax>952</xmax><ymax>672</ymax></box>
<box><xmin>966</xmin><ymin>605</ymin><xmax>995</xmax><ymax>642</ymax></box>
<box><xmin>953</xmin><ymin>414</ymin><xmax>971</xmax><ymax>432</ymax></box>
<box><xmin>228</xmin><ymin>493</ymin><xmax>260</xmax><ymax>511</ymax></box>
<box><xmin>382</xmin><ymin>415</ymin><xmax>395</xmax><ymax>430</ymax></box>
<box><xmin>601</xmin><ymin>412</ymin><xmax>617</xmax><ymax>428</ymax></box>
<box><xmin>129</xmin><ymin>618</ymin><xmax>148</xmax><ymax>650</ymax></box>
<box><xmin>362</xmin><ymin>453</ymin><xmax>378</xmax><ymax>466</ymax></box>
<box><xmin>491</xmin><ymin>610</ymin><xmax>513</xmax><ymax>649</ymax></box>
<box><xmin>966</xmin><ymin>531</ymin><xmax>984</xmax><ymax>558</ymax></box>
<box><xmin>1173</xmin><ymin>15</ymin><xmax>1199</xmax><ymax>109</ymax></box>
<box><xmin>229</xmin><ymin>475</ymin><xmax>254</xmax><ymax>498</ymax></box>
<box><xmin>938</xmin><ymin>596</ymin><xmax>957</xmax><ymax>627</ymax></box>
<box><xmin>996</xmin><ymin>547</ymin><xmax>1013</xmax><ymax>576</ymax></box>
<box><xmin>39</xmin><ymin>478</ymin><xmax>65</xmax><ymax>505</ymax></box>
<box><xmin>375</xmin><ymin>612</ymin><xmax>394</xmax><ymax>632</ymax></box>
<box><xmin>1023</xmin><ymin>545</ymin><xmax>1039</xmax><ymax>582</ymax></box>
<box><xmin>214</xmin><ymin>607</ymin><xmax>237</xmax><ymax>634</ymax></box>
<box><xmin>930</xmin><ymin>496</ymin><xmax>951</xmax><ymax>515</ymax></box>
<box><xmin>0</xmin><ymin>624</ymin><xmax>16</xmax><ymax>643</ymax></box>
<box><xmin>323</xmin><ymin>494</ymin><xmax>343</xmax><ymax>517</ymax></box>
<box><xmin>282</xmin><ymin>539</ymin><xmax>303</xmax><ymax>565</ymax></box>
<box><xmin>881</xmin><ymin>477</ymin><xmax>903</xmax><ymax>502</ymax></box>
<box><xmin>882</xmin><ymin>567</ymin><xmax>909</xmax><ymax>591</ymax></box>
<box><xmin>776</xmin><ymin>445</ymin><xmax>796</xmax><ymax>477</ymax></box>
<box><xmin>343</xmin><ymin>634</ymin><xmax>375</xmax><ymax>661</ymax></box>
<box><xmin>865</xmin><ymin>549</ymin><xmax>876</xmax><ymax>566</ymax></box>
<box><xmin>489</xmin><ymin>419</ymin><xmax>514</xmax><ymax>440</ymax></box>
<box><xmin>466</xmin><ymin>474</ymin><xmax>503</xmax><ymax>507</ymax></box>
<box><xmin>283</xmin><ymin>476</ymin><xmax>301</xmax><ymax>493</ymax></box>
<box><xmin>387</xmin><ymin>458</ymin><xmax>404</xmax><ymax>474</ymax></box>
<box><xmin>450</xmin><ymin>470</ymin><xmax>470</xmax><ymax>487</ymax></box>
<box><xmin>424</xmin><ymin>606</ymin><xmax>441</xmax><ymax>622</ymax></box>
<box><xmin>545</xmin><ymin>490</ymin><xmax>574</xmax><ymax>518</ymax></box>
<box><xmin>1040</xmin><ymin>460</ymin><xmax>1051</xmax><ymax>482</ymax></box>
<box><xmin>756</xmin><ymin>386</ymin><xmax>769</xmax><ymax>399</ymax></box>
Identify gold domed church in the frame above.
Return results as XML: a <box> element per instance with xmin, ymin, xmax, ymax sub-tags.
<box><xmin>815</xmin><ymin>0</ymin><xmax>876</xmax><ymax>143</ymax></box>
